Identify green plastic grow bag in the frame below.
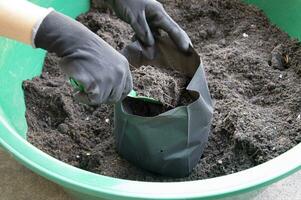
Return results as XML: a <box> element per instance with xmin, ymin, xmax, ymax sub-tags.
<box><xmin>0</xmin><ymin>0</ymin><xmax>300</xmax><ymax>199</ymax></box>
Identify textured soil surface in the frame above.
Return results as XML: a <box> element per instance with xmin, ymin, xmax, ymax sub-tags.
<box><xmin>132</xmin><ymin>65</ymin><xmax>190</xmax><ymax>108</ymax></box>
<box><xmin>24</xmin><ymin>0</ymin><xmax>301</xmax><ymax>181</ymax></box>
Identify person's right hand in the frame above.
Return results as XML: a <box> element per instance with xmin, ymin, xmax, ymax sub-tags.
<box><xmin>105</xmin><ymin>0</ymin><xmax>191</xmax><ymax>52</ymax></box>
<box><xmin>34</xmin><ymin>11</ymin><xmax>133</xmax><ymax>105</ymax></box>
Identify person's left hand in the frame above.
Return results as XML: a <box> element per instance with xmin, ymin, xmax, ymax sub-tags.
<box><xmin>105</xmin><ymin>0</ymin><xmax>191</xmax><ymax>52</ymax></box>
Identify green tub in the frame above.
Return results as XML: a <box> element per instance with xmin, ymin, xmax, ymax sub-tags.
<box><xmin>0</xmin><ymin>0</ymin><xmax>300</xmax><ymax>199</ymax></box>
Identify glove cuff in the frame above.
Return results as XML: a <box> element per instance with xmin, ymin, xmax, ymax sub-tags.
<box><xmin>31</xmin><ymin>8</ymin><xmax>54</xmax><ymax>48</ymax></box>
<box><xmin>34</xmin><ymin>10</ymin><xmax>98</xmax><ymax>57</ymax></box>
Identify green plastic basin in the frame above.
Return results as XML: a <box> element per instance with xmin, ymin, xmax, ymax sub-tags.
<box><xmin>0</xmin><ymin>0</ymin><xmax>300</xmax><ymax>199</ymax></box>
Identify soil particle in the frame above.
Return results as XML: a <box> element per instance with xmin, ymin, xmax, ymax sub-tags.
<box><xmin>270</xmin><ymin>44</ymin><xmax>286</xmax><ymax>70</ymax></box>
<box><xmin>24</xmin><ymin>0</ymin><xmax>301</xmax><ymax>181</ymax></box>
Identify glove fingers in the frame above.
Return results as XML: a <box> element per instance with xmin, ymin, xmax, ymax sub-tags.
<box><xmin>60</xmin><ymin>58</ymin><xmax>92</xmax><ymax>91</ymax></box>
<box><xmin>154</xmin><ymin>11</ymin><xmax>191</xmax><ymax>52</ymax></box>
<box><xmin>131</xmin><ymin>13</ymin><xmax>155</xmax><ymax>46</ymax></box>
<box><xmin>149</xmin><ymin>24</ymin><xmax>161</xmax><ymax>38</ymax></box>
<box><xmin>61</xmin><ymin>59</ymin><xmax>101</xmax><ymax>105</ymax></box>
<box><xmin>106</xmin><ymin>86</ymin><xmax>123</xmax><ymax>104</ymax></box>
<box><xmin>74</xmin><ymin>91</ymin><xmax>93</xmax><ymax>105</ymax></box>
<box><xmin>73</xmin><ymin>81</ymin><xmax>106</xmax><ymax>105</ymax></box>
<box><xmin>107</xmin><ymin>72</ymin><xmax>133</xmax><ymax>103</ymax></box>
<box><xmin>121</xmin><ymin>72</ymin><xmax>133</xmax><ymax>100</ymax></box>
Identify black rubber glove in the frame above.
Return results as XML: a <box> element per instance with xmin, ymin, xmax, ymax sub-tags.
<box><xmin>34</xmin><ymin>11</ymin><xmax>133</xmax><ymax>105</ymax></box>
<box><xmin>105</xmin><ymin>0</ymin><xmax>191</xmax><ymax>51</ymax></box>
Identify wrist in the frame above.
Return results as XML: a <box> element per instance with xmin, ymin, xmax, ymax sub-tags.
<box><xmin>31</xmin><ymin>8</ymin><xmax>54</xmax><ymax>48</ymax></box>
<box><xmin>0</xmin><ymin>0</ymin><xmax>51</xmax><ymax>45</ymax></box>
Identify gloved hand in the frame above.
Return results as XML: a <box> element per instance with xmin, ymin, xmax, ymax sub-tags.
<box><xmin>105</xmin><ymin>0</ymin><xmax>191</xmax><ymax>52</ymax></box>
<box><xmin>34</xmin><ymin>11</ymin><xmax>133</xmax><ymax>105</ymax></box>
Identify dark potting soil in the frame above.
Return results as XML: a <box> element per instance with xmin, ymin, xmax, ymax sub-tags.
<box><xmin>127</xmin><ymin>65</ymin><xmax>193</xmax><ymax>117</ymax></box>
<box><xmin>132</xmin><ymin>65</ymin><xmax>191</xmax><ymax>107</ymax></box>
<box><xmin>23</xmin><ymin>0</ymin><xmax>301</xmax><ymax>181</ymax></box>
